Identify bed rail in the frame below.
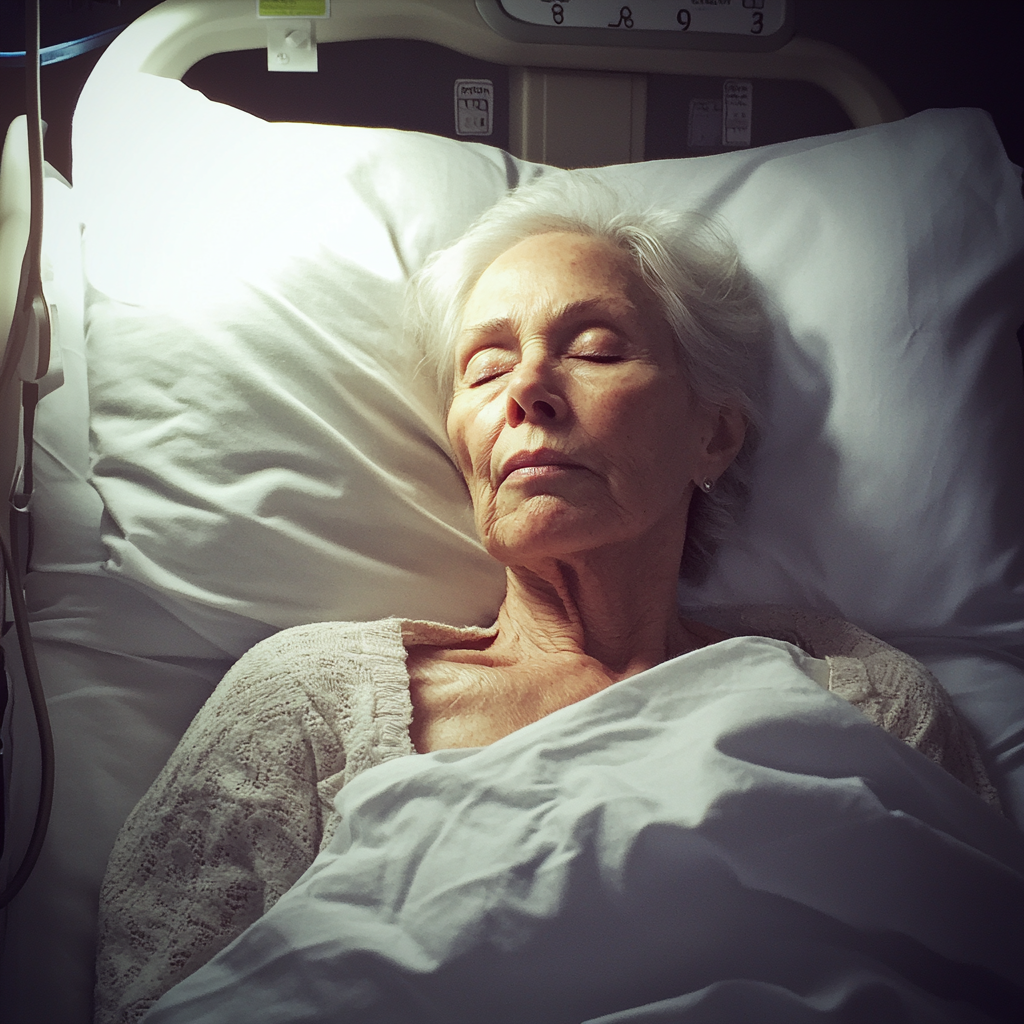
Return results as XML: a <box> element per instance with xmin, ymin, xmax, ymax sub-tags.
<box><xmin>83</xmin><ymin>0</ymin><xmax>904</xmax><ymax>167</ymax></box>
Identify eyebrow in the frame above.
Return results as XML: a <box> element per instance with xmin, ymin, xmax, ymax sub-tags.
<box><xmin>460</xmin><ymin>297</ymin><xmax>640</xmax><ymax>346</ymax></box>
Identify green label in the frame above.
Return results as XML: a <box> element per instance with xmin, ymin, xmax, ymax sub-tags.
<box><xmin>258</xmin><ymin>0</ymin><xmax>328</xmax><ymax>17</ymax></box>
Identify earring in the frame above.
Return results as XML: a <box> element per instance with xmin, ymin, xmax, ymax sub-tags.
<box><xmin>701</xmin><ymin>478</ymin><xmax>714</xmax><ymax>493</ymax></box>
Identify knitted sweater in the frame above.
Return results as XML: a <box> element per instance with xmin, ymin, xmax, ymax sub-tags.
<box><xmin>93</xmin><ymin>609</ymin><xmax>996</xmax><ymax>1024</ymax></box>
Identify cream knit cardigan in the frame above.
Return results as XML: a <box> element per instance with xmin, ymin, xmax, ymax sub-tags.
<box><xmin>93</xmin><ymin>608</ymin><xmax>997</xmax><ymax>1024</ymax></box>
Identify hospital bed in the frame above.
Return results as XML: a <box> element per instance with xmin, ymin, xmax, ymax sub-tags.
<box><xmin>1</xmin><ymin>1</ymin><xmax>1023</xmax><ymax>1021</ymax></box>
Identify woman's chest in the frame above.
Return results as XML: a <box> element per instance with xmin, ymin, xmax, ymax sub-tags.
<box><xmin>405</xmin><ymin>647</ymin><xmax>613</xmax><ymax>752</ymax></box>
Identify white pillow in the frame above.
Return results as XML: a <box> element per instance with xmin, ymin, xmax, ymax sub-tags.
<box><xmin>73</xmin><ymin>74</ymin><xmax>1024</xmax><ymax>663</ymax></box>
<box><xmin>657</xmin><ymin>111</ymin><xmax>1024</xmax><ymax>646</ymax></box>
<box><xmin>74</xmin><ymin>73</ymin><xmax>512</xmax><ymax>657</ymax></box>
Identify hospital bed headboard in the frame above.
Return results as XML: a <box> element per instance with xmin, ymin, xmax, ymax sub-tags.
<box><xmin>84</xmin><ymin>0</ymin><xmax>904</xmax><ymax>170</ymax></box>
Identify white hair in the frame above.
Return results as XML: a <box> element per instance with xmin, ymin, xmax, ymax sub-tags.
<box><xmin>406</xmin><ymin>170</ymin><xmax>771</xmax><ymax>582</ymax></box>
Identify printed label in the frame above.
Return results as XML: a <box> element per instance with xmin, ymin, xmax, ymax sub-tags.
<box><xmin>687</xmin><ymin>98</ymin><xmax>723</xmax><ymax>149</ymax></box>
<box><xmin>722</xmin><ymin>79</ymin><xmax>752</xmax><ymax>147</ymax></box>
<box><xmin>258</xmin><ymin>0</ymin><xmax>329</xmax><ymax>18</ymax></box>
<box><xmin>455</xmin><ymin>79</ymin><xmax>494</xmax><ymax>136</ymax></box>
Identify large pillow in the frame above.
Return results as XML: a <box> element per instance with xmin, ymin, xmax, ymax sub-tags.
<box><xmin>73</xmin><ymin>72</ymin><xmax>513</xmax><ymax>657</ymax></box>
<box><xmin>662</xmin><ymin>116</ymin><xmax>1024</xmax><ymax>646</ymax></box>
<box><xmin>72</xmin><ymin>72</ymin><xmax>1024</xmax><ymax>663</ymax></box>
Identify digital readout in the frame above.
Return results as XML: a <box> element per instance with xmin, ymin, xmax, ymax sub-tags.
<box><xmin>497</xmin><ymin>0</ymin><xmax>786</xmax><ymax>37</ymax></box>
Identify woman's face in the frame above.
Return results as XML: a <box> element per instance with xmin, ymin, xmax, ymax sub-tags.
<box><xmin>446</xmin><ymin>231</ymin><xmax>740</xmax><ymax>566</ymax></box>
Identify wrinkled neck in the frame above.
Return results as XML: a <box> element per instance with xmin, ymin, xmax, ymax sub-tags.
<box><xmin>493</xmin><ymin>548</ymin><xmax>691</xmax><ymax>680</ymax></box>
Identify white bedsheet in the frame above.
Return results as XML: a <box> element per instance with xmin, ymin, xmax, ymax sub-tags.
<box><xmin>145</xmin><ymin>637</ymin><xmax>1024</xmax><ymax>1024</ymax></box>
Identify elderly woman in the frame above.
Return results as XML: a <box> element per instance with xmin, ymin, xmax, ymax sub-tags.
<box><xmin>94</xmin><ymin>174</ymin><xmax>994</xmax><ymax>1024</ymax></box>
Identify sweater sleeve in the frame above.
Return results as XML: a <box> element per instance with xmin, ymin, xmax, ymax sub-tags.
<box><xmin>93</xmin><ymin>619</ymin><xmax>414</xmax><ymax>1024</ymax></box>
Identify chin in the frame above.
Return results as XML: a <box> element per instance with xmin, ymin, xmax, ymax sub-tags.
<box><xmin>483</xmin><ymin>501</ymin><xmax>617</xmax><ymax>565</ymax></box>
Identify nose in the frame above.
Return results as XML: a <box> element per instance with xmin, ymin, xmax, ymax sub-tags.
<box><xmin>504</xmin><ymin>355</ymin><xmax>568</xmax><ymax>427</ymax></box>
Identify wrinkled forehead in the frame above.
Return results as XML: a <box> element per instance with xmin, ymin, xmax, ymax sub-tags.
<box><xmin>461</xmin><ymin>231</ymin><xmax>654</xmax><ymax>331</ymax></box>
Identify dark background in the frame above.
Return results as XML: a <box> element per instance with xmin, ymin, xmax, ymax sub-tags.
<box><xmin>1</xmin><ymin>0</ymin><xmax>1022</xmax><ymax>181</ymax></box>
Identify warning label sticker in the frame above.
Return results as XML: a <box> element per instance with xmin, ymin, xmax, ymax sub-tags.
<box><xmin>455</xmin><ymin>79</ymin><xmax>494</xmax><ymax>137</ymax></box>
<box><xmin>723</xmin><ymin>79</ymin><xmax>753</xmax><ymax>147</ymax></box>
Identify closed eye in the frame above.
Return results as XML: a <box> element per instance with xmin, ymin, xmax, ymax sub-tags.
<box><xmin>465</xmin><ymin>349</ymin><xmax>516</xmax><ymax>386</ymax></box>
<box><xmin>469</xmin><ymin>368</ymin><xmax>510</xmax><ymax>386</ymax></box>
<box><xmin>566</xmin><ymin>324</ymin><xmax>627</xmax><ymax>363</ymax></box>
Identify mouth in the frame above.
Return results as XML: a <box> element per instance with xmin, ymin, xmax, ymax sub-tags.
<box><xmin>498</xmin><ymin>449</ymin><xmax>583</xmax><ymax>485</ymax></box>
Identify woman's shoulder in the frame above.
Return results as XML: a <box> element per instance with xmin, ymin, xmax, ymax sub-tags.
<box><xmin>689</xmin><ymin>604</ymin><xmax>1000</xmax><ymax>809</ymax></box>
<box><xmin>195</xmin><ymin>619</ymin><xmax>409</xmax><ymax>736</ymax></box>
<box><xmin>212</xmin><ymin>617</ymin><xmax>497</xmax><ymax>733</ymax></box>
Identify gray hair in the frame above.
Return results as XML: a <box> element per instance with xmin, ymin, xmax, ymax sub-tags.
<box><xmin>406</xmin><ymin>170</ymin><xmax>771</xmax><ymax>583</ymax></box>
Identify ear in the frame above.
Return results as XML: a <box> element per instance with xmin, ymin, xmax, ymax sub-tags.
<box><xmin>695</xmin><ymin>404</ymin><xmax>747</xmax><ymax>487</ymax></box>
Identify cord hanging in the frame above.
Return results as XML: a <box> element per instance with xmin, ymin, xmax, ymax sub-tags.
<box><xmin>0</xmin><ymin>0</ymin><xmax>55</xmax><ymax>911</ymax></box>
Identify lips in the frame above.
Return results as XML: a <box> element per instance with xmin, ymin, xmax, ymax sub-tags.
<box><xmin>497</xmin><ymin>449</ymin><xmax>583</xmax><ymax>485</ymax></box>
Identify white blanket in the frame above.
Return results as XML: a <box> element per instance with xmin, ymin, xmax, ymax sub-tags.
<box><xmin>144</xmin><ymin>637</ymin><xmax>1024</xmax><ymax>1023</ymax></box>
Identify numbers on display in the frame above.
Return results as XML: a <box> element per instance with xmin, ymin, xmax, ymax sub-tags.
<box><xmin>491</xmin><ymin>0</ymin><xmax>790</xmax><ymax>43</ymax></box>
<box><xmin>608</xmin><ymin>6</ymin><xmax>634</xmax><ymax>28</ymax></box>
